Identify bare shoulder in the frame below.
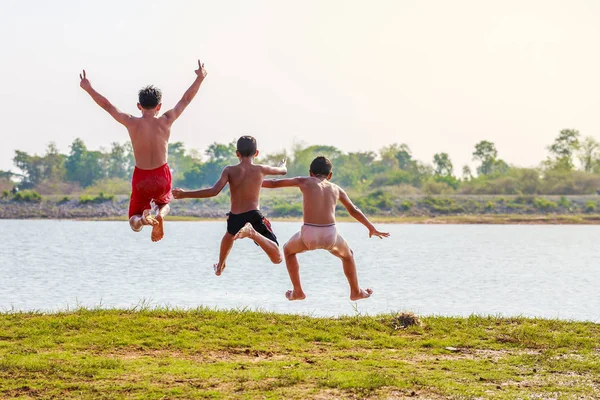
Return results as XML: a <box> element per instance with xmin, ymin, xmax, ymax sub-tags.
<box><xmin>296</xmin><ymin>176</ymin><xmax>310</xmax><ymax>185</ymax></box>
<box><xmin>332</xmin><ymin>182</ymin><xmax>345</xmax><ymax>197</ymax></box>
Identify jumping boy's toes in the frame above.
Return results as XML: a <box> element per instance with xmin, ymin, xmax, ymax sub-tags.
<box><xmin>142</xmin><ymin>209</ymin><xmax>159</xmax><ymax>226</ymax></box>
<box><xmin>151</xmin><ymin>215</ymin><xmax>164</xmax><ymax>242</ymax></box>
<box><xmin>350</xmin><ymin>288</ymin><xmax>373</xmax><ymax>301</ymax></box>
<box><xmin>285</xmin><ymin>290</ymin><xmax>306</xmax><ymax>301</ymax></box>
<box><xmin>214</xmin><ymin>263</ymin><xmax>226</xmax><ymax>276</ymax></box>
<box><xmin>234</xmin><ymin>223</ymin><xmax>255</xmax><ymax>240</ymax></box>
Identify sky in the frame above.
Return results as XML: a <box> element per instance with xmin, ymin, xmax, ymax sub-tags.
<box><xmin>1</xmin><ymin>0</ymin><xmax>599</xmax><ymax>173</ymax></box>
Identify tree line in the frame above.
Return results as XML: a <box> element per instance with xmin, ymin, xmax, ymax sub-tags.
<box><xmin>2</xmin><ymin>129</ymin><xmax>600</xmax><ymax>196</ymax></box>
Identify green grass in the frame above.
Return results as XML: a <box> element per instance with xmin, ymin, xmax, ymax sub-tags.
<box><xmin>0</xmin><ymin>309</ymin><xmax>599</xmax><ymax>399</ymax></box>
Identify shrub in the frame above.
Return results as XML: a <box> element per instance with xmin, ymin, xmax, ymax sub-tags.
<box><xmin>2</xmin><ymin>190</ymin><xmax>9</xmax><ymax>199</ymax></box>
<box><xmin>400</xmin><ymin>200</ymin><xmax>413</xmax><ymax>211</ymax></box>
<box><xmin>367</xmin><ymin>190</ymin><xmax>394</xmax><ymax>210</ymax></box>
<box><xmin>58</xmin><ymin>196</ymin><xmax>70</xmax><ymax>205</ymax></box>
<box><xmin>515</xmin><ymin>195</ymin><xmax>535</xmax><ymax>205</ymax></box>
<box><xmin>558</xmin><ymin>196</ymin><xmax>570</xmax><ymax>208</ymax></box>
<box><xmin>13</xmin><ymin>190</ymin><xmax>42</xmax><ymax>203</ymax></box>
<box><xmin>585</xmin><ymin>201</ymin><xmax>597</xmax><ymax>213</ymax></box>
<box><xmin>532</xmin><ymin>197</ymin><xmax>557</xmax><ymax>211</ymax></box>
<box><xmin>79</xmin><ymin>192</ymin><xmax>115</xmax><ymax>205</ymax></box>
<box><xmin>421</xmin><ymin>181</ymin><xmax>455</xmax><ymax>195</ymax></box>
<box><xmin>485</xmin><ymin>201</ymin><xmax>495</xmax><ymax>211</ymax></box>
<box><xmin>420</xmin><ymin>197</ymin><xmax>464</xmax><ymax>214</ymax></box>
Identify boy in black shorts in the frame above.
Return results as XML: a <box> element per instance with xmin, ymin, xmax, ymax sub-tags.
<box><xmin>172</xmin><ymin>136</ymin><xmax>286</xmax><ymax>275</ymax></box>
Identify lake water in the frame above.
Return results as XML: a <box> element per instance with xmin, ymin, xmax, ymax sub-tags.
<box><xmin>0</xmin><ymin>220</ymin><xmax>598</xmax><ymax>321</ymax></box>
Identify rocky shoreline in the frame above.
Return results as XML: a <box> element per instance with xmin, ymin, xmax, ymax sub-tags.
<box><xmin>2</xmin><ymin>194</ymin><xmax>600</xmax><ymax>223</ymax></box>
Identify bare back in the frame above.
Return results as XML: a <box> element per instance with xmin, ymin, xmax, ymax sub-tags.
<box><xmin>126</xmin><ymin>116</ymin><xmax>171</xmax><ymax>170</ymax></box>
<box><xmin>227</xmin><ymin>162</ymin><xmax>269</xmax><ymax>214</ymax></box>
<box><xmin>298</xmin><ymin>177</ymin><xmax>340</xmax><ymax>225</ymax></box>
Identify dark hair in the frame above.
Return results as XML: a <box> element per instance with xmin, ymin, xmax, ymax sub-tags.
<box><xmin>237</xmin><ymin>136</ymin><xmax>257</xmax><ymax>157</ymax></box>
<box><xmin>310</xmin><ymin>156</ymin><xmax>333</xmax><ymax>176</ymax></box>
<box><xmin>138</xmin><ymin>86</ymin><xmax>162</xmax><ymax>109</ymax></box>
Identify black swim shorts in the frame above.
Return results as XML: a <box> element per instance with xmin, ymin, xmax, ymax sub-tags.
<box><xmin>226</xmin><ymin>210</ymin><xmax>278</xmax><ymax>245</ymax></box>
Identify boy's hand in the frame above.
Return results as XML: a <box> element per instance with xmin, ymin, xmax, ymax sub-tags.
<box><xmin>195</xmin><ymin>60</ymin><xmax>207</xmax><ymax>79</ymax></box>
<box><xmin>369</xmin><ymin>228</ymin><xmax>390</xmax><ymax>239</ymax></box>
<box><xmin>79</xmin><ymin>70</ymin><xmax>91</xmax><ymax>91</ymax></box>
<box><xmin>172</xmin><ymin>188</ymin><xmax>186</xmax><ymax>199</ymax></box>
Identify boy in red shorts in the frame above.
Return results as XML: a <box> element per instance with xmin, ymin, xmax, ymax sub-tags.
<box><xmin>79</xmin><ymin>60</ymin><xmax>207</xmax><ymax>242</ymax></box>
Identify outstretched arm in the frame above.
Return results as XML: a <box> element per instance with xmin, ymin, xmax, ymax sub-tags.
<box><xmin>79</xmin><ymin>70</ymin><xmax>132</xmax><ymax>126</ymax></box>
<box><xmin>338</xmin><ymin>188</ymin><xmax>390</xmax><ymax>239</ymax></box>
<box><xmin>172</xmin><ymin>167</ymin><xmax>229</xmax><ymax>199</ymax></box>
<box><xmin>162</xmin><ymin>60</ymin><xmax>207</xmax><ymax>124</ymax></box>
<box><xmin>262</xmin><ymin>177</ymin><xmax>303</xmax><ymax>189</ymax></box>
<box><xmin>261</xmin><ymin>159</ymin><xmax>287</xmax><ymax>176</ymax></box>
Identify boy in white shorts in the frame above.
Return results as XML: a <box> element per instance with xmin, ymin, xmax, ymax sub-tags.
<box><xmin>262</xmin><ymin>156</ymin><xmax>390</xmax><ymax>301</ymax></box>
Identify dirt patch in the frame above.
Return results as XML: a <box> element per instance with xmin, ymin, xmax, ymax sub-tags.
<box><xmin>96</xmin><ymin>347</ymin><xmax>293</xmax><ymax>364</ymax></box>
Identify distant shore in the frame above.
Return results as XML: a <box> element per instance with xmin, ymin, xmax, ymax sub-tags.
<box><xmin>2</xmin><ymin>194</ymin><xmax>600</xmax><ymax>224</ymax></box>
<box><xmin>3</xmin><ymin>214</ymin><xmax>600</xmax><ymax>225</ymax></box>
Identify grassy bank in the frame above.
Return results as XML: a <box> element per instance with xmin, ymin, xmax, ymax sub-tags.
<box><xmin>1</xmin><ymin>309</ymin><xmax>599</xmax><ymax>399</ymax></box>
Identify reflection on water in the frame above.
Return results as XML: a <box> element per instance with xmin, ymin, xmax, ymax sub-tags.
<box><xmin>0</xmin><ymin>220</ymin><xmax>599</xmax><ymax>321</ymax></box>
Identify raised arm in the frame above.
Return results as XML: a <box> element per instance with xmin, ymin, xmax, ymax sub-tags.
<box><xmin>172</xmin><ymin>167</ymin><xmax>229</xmax><ymax>199</ymax></box>
<box><xmin>162</xmin><ymin>60</ymin><xmax>207</xmax><ymax>124</ymax></box>
<box><xmin>79</xmin><ymin>70</ymin><xmax>132</xmax><ymax>126</ymax></box>
<box><xmin>261</xmin><ymin>159</ymin><xmax>287</xmax><ymax>176</ymax></box>
<box><xmin>262</xmin><ymin>177</ymin><xmax>303</xmax><ymax>189</ymax></box>
<box><xmin>338</xmin><ymin>188</ymin><xmax>390</xmax><ymax>239</ymax></box>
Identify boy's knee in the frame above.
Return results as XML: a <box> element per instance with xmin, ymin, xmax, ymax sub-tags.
<box><xmin>342</xmin><ymin>248</ymin><xmax>354</xmax><ymax>261</ymax></box>
<box><xmin>283</xmin><ymin>243</ymin><xmax>294</xmax><ymax>258</ymax></box>
<box><xmin>272</xmin><ymin>254</ymin><xmax>283</xmax><ymax>264</ymax></box>
<box><xmin>129</xmin><ymin>217</ymin><xmax>142</xmax><ymax>232</ymax></box>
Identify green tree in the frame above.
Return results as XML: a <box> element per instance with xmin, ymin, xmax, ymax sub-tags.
<box><xmin>334</xmin><ymin>152</ymin><xmax>376</xmax><ymax>188</ymax></box>
<box><xmin>380</xmin><ymin>143</ymin><xmax>413</xmax><ymax>170</ymax></box>
<box><xmin>106</xmin><ymin>142</ymin><xmax>131</xmax><ymax>179</ymax></box>
<box><xmin>545</xmin><ymin>129</ymin><xmax>580</xmax><ymax>171</ymax></box>
<box><xmin>42</xmin><ymin>142</ymin><xmax>66</xmax><ymax>181</ymax></box>
<box><xmin>288</xmin><ymin>144</ymin><xmax>342</xmax><ymax>177</ymax></box>
<box><xmin>433</xmin><ymin>153</ymin><xmax>453</xmax><ymax>177</ymax></box>
<box><xmin>578</xmin><ymin>136</ymin><xmax>599</xmax><ymax>173</ymax></box>
<box><xmin>65</xmin><ymin>138</ymin><xmax>105</xmax><ymax>187</ymax></box>
<box><xmin>472</xmin><ymin>140</ymin><xmax>498</xmax><ymax>176</ymax></box>
<box><xmin>13</xmin><ymin>150</ymin><xmax>44</xmax><ymax>186</ymax></box>
<box><xmin>205</xmin><ymin>141</ymin><xmax>237</xmax><ymax>161</ymax></box>
<box><xmin>0</xmin><ymin>170</ymin><xmax>14</xmax><ymax>179</ymax></box>
<box><xmin>168</xmin><ymin>141</ymin><xmax>200</xmax><ymax>184</ymax></box>
<box><xmin>462</xmin><ymin>165</ymin><xmax>472</xmax><ymax>181</ymax></box>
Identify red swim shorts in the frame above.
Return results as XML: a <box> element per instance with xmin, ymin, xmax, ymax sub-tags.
<box><xmin>128</xmin><ymin>163</ymin><xmax>172</xmax><ymax>218</ymax></box>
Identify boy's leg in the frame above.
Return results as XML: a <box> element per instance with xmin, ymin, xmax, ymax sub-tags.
<box><xmin>235</xmin><ymin>223</ymin><xmax>282</xmax><ymax>264</ymax></box>
<box><xmin>282</xmin><ymin>232</ymin><xmax>309</xmax><ymax>300</ymax></box>
<box><xmin>151</xmin><ymin>204</ymin><xmax>170</xmax><ymax>242</ymax></box>
<box><xmin>215</xmin><ymin>232</ymin><xmax>235</xmax><ymax>276</ymax></box>
<box><xmin>328</xmin><ymin>236</ymin><xmax>373</xmax><ymax>301</ymax></box>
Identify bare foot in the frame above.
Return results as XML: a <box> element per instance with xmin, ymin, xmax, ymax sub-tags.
<box><xmin>214</xmin><ymin>263</ymin><xmax>226</xmax><ymax>276</ymax></box>
<box><xmin>142</xmin><ymin>209</ymin><xmax>159</xmax><ymax>226</ymax></box>
<box><xmin>285</xmin><ymin>290</ymin><xmax>306</xmax><ymax>301</ymax></box>
<box><xmin>234</xmin><ymin>223</ymin><xmax>255</xmax><ymax>240</ymax></box>
<box><xmin>151</xmin><ymin>214</ymin><xmax>164</xmax><ymax>242</ymax></box>
<box><xmin>350</xmin><ymin>288</ymin><xmax>373</xmax><ymax>301</ymax></box>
